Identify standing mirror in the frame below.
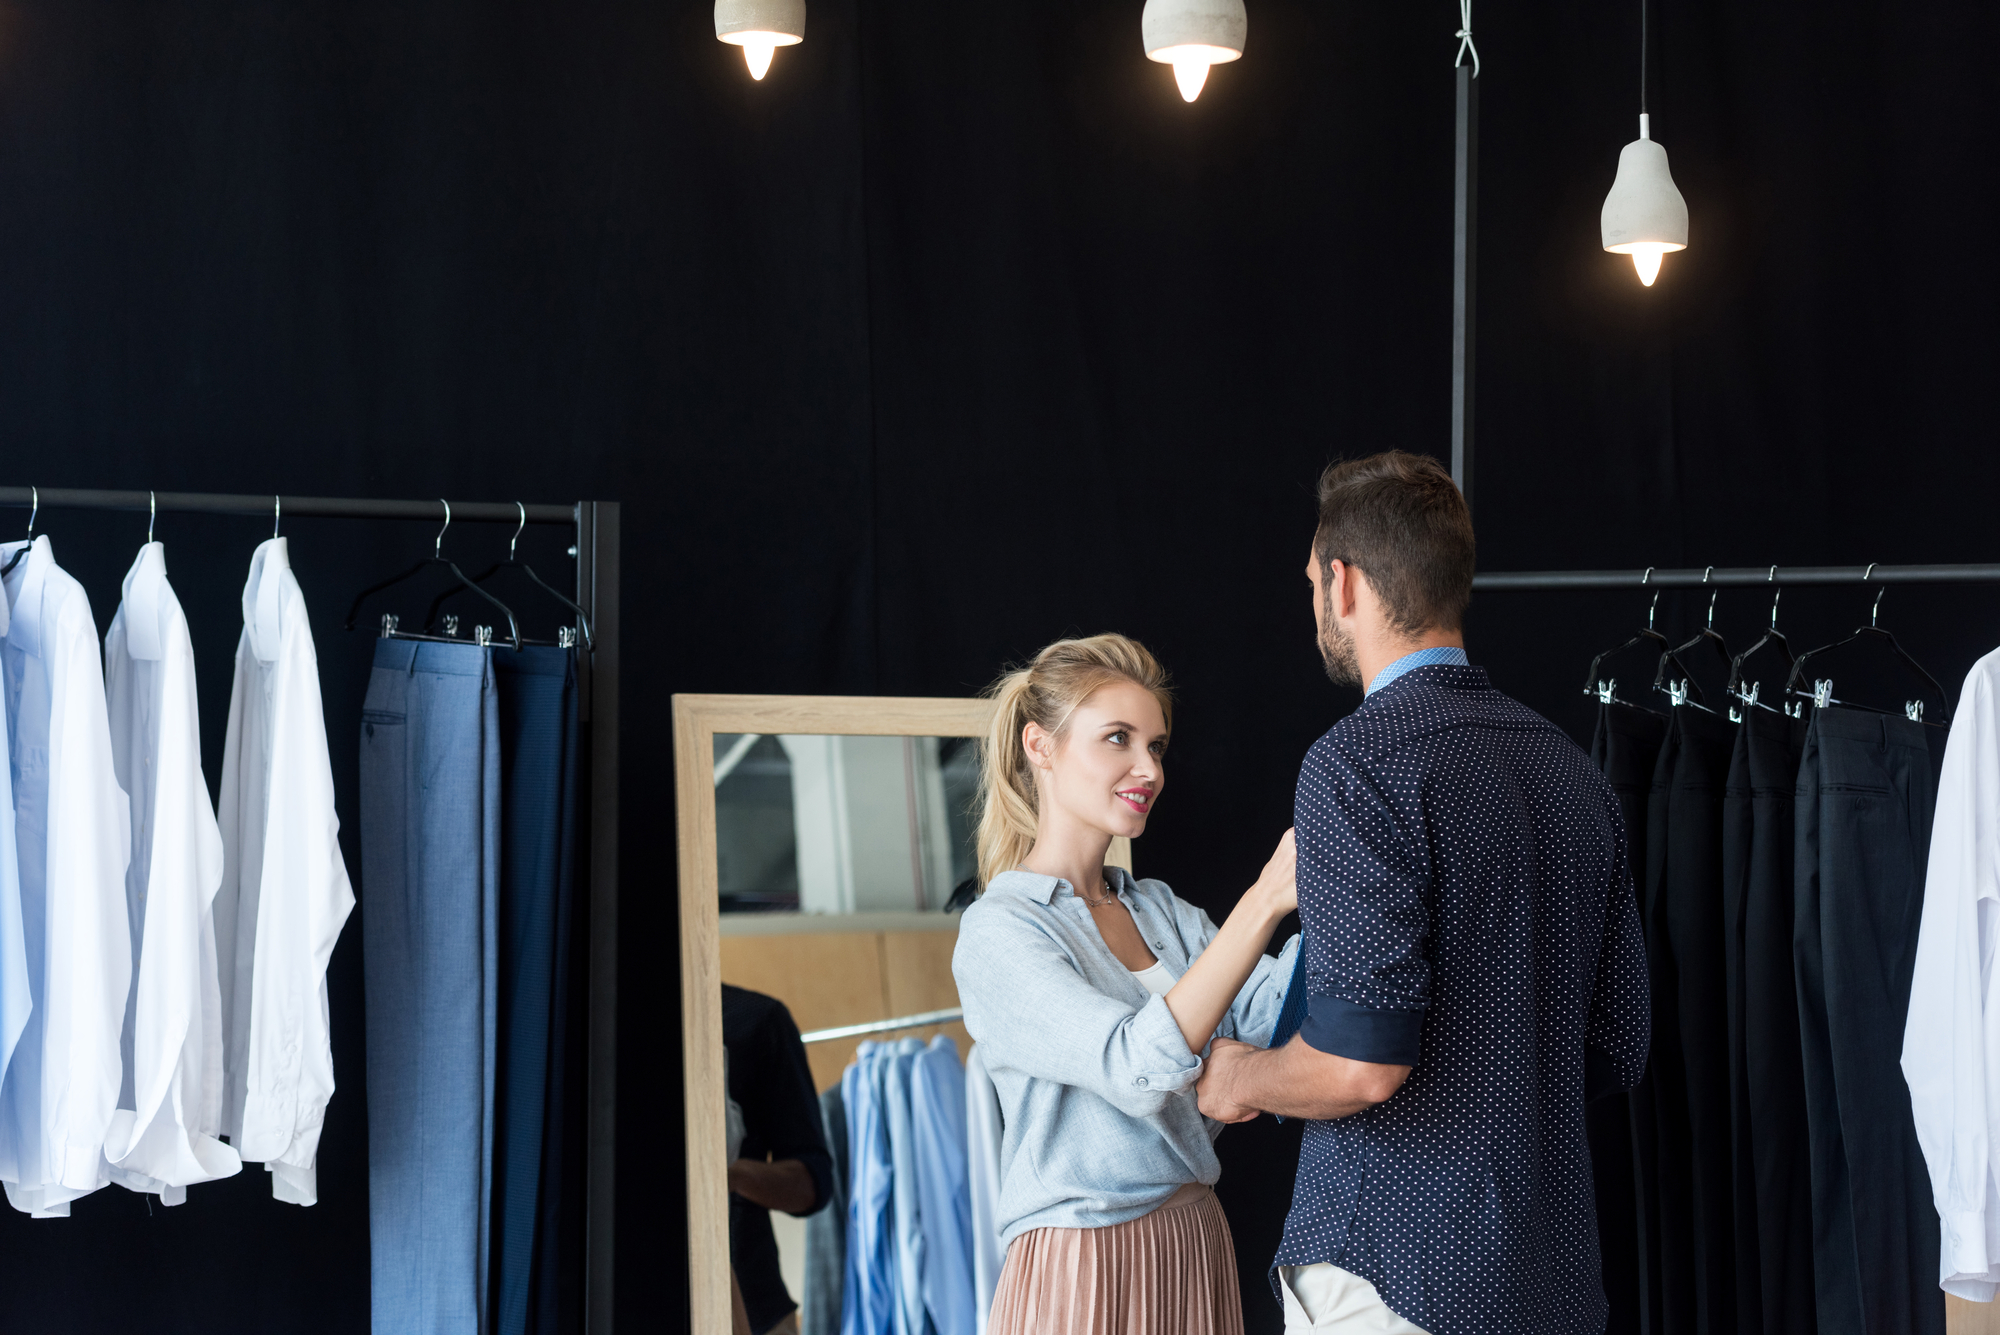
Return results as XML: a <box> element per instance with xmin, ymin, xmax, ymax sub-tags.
<box><xmin>673</xmin><ymin>695</ymin><xmax>1132</xmax><ymax>1331</ymax></box>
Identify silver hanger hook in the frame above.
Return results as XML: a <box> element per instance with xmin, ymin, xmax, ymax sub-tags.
<box><xmin>1706</xmin><ymin>589</ymin><xmax>1718</xmax><ymax>629</ymax></box>
<box><xmin>1647</xmin><ymin>589</ymin><xmax>1661</xmax><ymax>631</ymax></box>
<box><xmin>273</xmin><ymin>495</ymin><xmax>281</xmax><ymax>538</ymax></box>
<box><xmin>510</xmin><ymin>501</ymin><xmax>525</xmax><ymax>560</ymax></box>
<box><xmin>147</xmin><ymin>491</ymin><xmax>156</xmax><ymax>544</ymax></box>
<box><xmin>1872</xmin><ymin>585</ymin><xmax>1887</xmax><ymax>628</ymax></box>
<box><xmin>24</xmin><ymin>485</ymin><xmax>36</xmax><ymax>537</ymax></box>
<box><xmin>434</xmin><ymin>498</ymin><xmax>451</xmax><ymax>558</ymax></box>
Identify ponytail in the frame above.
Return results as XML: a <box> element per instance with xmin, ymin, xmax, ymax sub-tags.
<box><xmin>974</xmin><ymin>633</ymin><xmax>1173</xmax><ymax>889</ymax></box>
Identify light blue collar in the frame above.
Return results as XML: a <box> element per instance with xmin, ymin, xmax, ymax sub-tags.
<box><xmin>1367</xmin><ymin>645</ymin><xmax>1469</xmax><ymax>695</ymax></box>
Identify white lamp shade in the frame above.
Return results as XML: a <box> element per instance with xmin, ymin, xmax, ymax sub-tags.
<box><xmin>1600</xmin><ymin>133</ymin><xmax>1689</xmax><ymax>254</ymax></box>
<box><xmin>714</xmin><ymin>0</ymin><xmax>805</xmax><ymax>45</ymax></box>
<box><xmin>1142</xmin><ymin>0</ymin><xmax>1246</xmax><ymax>62</ymax></box>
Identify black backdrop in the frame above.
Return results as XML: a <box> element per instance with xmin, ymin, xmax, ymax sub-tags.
<box><xmin>0</xmin><ymin>0</ymin><xmax>1994</xmax><ymax>1330</ymax></box>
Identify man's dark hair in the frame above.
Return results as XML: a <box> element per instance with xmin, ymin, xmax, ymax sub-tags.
<box><xmin>1314</xmin><ymin>451</ymin><xmax>1476</xmax><ymax>635</ymax></box>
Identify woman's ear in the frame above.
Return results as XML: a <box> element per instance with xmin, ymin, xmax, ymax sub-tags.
<box><xmin>1022</xmin><ymin>721</ymin><xmax>1055</xmax><ymax>772</ymax></box>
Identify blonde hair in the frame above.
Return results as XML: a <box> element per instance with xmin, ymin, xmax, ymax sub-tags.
<box><xmin>975</xmin><ymin>633</ymin><xmax>1174</xmax><ymax>889</ymax></box>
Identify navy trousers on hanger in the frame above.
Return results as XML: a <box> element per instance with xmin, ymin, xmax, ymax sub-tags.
<box><xmin>1724</xmin><ymin>709</ymin><xmax>1815</xmax><ymax>1335</ymax></box>
<box><xmin>361</xmin><ymin>639</ymin><xmax>502</xmax><ymax>1335</ymax></box>
<box><xmin>1794</xmin><ymin>707</ymin><xmax>1944</xmax><ymax>1335</ymax></box>
<box><xmin>1662</xmin><ymin>704</ymin><xmax>1741</xmax><ymax>1333</ymax></box>
<box><xmin>1590</xmin><ymin>700</ymin><xmax>1663</xmax><ymax>1335</ymax></box>
<box><xmin>1639</xmin><ymin>711</ymin><xmax>1698</xmax><ymax>1335</ymax></box>
<box><xmin>491</xmin><ymin>646</ymin><xmax>578</xmax><ymax>1335</ymax></box>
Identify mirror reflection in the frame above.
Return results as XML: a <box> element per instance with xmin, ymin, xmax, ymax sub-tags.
<box><xmin>714</xmin><ymin>733</ymin><xmax>981</xmax><ymax>915</ymax></box>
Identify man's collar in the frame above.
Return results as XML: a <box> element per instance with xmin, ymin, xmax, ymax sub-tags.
<box><xmin>1366</xmin><ymin>645</ymin><xmax>1470</xmax><ymax>696</ymax></box>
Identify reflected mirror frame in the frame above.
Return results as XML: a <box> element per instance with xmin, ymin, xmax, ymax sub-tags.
<box><xmin>672</xmin><ymin>695</ymin><xmax>995</xmax><ymax>1333</ymax></box>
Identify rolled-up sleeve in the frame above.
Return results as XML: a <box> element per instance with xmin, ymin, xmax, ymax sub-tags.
<box><xmin>954</xmin><ymin>904</ymin><xmax>1202</xmax><ymax>1118</ymax></box>
<box><xmin>1296</xmin><ymin>745</ymin><xmax>1430</xmax><ymax>1067</ymax></box>
<box><xmin>1220</xmin><ymin>934</ymin><xmax>1302</xmax><ymax>1047</ymax></box>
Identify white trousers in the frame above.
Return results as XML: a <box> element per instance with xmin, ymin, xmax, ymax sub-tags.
<box><xmin>1278</xmin><ymin>1264</ymin><xmax>1431</xmax><ymax>1334</ymax></box>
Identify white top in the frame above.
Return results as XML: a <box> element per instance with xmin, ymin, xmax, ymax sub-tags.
<box><xmin>102</xmin><ymin>543</ymin><xmax>242</xmax><ymax>1203</ymax></box>
<box><xmin>0</xmin><ymin>537</ymin><xmax>133</xmax><ymax>1217</ymax></box>
<box><xmin>964</xmin><ymin>1042</ymin><xmax>1006</xmax><ymax>1335</ymax></box>
<box><xmin>213</xmin><ymin>539</ymin><xmax>355</xmax><ymax>1205</ymax></box>
<box><xmin>1904</xmin><ymin>645</ymin><xmax>2000</xmax><ymax>1300</ymax></box>
<box><xmin>1130</xmin><ymin>959</ymin><xmax>1179</xmax><ymax>997</ymax></box>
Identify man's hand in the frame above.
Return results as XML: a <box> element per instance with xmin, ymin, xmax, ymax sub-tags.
<box><xmin>1197</xmin><ymin>1038</ymin><xmax>1264</xmax><ymax>1123</ymax></box>
<box><xmin>727</xmin><ymin>1156</ymin><xmax>819</xmax><ymax>1214</ymax></box>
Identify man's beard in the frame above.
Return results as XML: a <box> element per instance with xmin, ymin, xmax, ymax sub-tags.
<box><xmin>1319</xmin><ymin>601</ymin><xmax>1361</xmax><ymax>688</ymax></box>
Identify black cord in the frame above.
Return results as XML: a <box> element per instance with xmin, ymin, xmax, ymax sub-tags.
<box><xmin>1640</xmin><ymin>0</ymin><xmax>1649</xmax><ymax>114</ymax></box>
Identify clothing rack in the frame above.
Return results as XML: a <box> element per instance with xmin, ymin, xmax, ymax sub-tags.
<box><xmin>802</xmin><ymin>1008</ymin><xmax>964</xmax><ymax>1045</ymax></box>
<box><xmin>0</xmin><ymin>484</ymin><xmax>621</xmax><ymax>1335</ymax></box>
<box><xmin>1474</xmin><ymin>562</ymin><xmax>2000</xmax><ymax>590</ymax></box>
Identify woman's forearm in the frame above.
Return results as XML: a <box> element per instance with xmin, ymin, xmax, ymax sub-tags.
<box><xmin>1163</xmin><ymin>885</ymin><xmax>1289</xmax><ymax>1054</ymax></box>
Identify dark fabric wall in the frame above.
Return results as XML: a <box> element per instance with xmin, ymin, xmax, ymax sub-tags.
<box><xmin>0</xmin><ymin>0</ymin><xmax>1992</xmax><ymax>1330</ymax></box>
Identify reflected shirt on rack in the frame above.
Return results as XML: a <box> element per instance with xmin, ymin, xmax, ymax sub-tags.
<box><xmin>214</xmin><ymin>536</ymin><xmax>356</xmax><ymax>1205</ymax></box>
<box><xmin>0</xmin><ymin>535</ymin><xmax>134</xmax><ymax>1217</ymax></box>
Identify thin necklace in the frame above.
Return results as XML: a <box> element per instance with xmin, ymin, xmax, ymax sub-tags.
<box><xmin>1079</xmin><ymin>878</ymin><xmax>1116</xmax><ymax>907</ymax></box>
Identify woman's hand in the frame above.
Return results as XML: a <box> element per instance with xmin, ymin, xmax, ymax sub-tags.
<box><xmin>1253</xmin><ymin>828</ymin><xmax>1298</xmax><ymax>919</ymax></box>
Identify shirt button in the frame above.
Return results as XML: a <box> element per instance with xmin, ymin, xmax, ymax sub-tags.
<box><xmin>1135</xmin><ymin>1077</ymin><xmax>1149</xmax><ymax>1088</ymax></box>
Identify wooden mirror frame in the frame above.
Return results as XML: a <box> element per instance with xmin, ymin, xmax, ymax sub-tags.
<box><xmin>673</xmin><ymin>692</ymin><xmax>1135</xmax><ymax>1330</ymax></box>
<box><xmin>673</xmin><ymin>695</ymin><xmax>993</xmax><ymax>1331</ymax></box>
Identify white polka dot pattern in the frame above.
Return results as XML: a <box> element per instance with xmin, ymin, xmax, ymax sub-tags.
<box><xmin>1271</xmin><ymin>665</ymin><xmax>1652</xmax><ymax>1335</ymax></box>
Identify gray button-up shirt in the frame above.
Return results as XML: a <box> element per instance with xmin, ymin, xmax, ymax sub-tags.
<box><xmin>953</xmin><ymin>866</ymin><xmax>1298</xmax><ymax>1244</ymax></box>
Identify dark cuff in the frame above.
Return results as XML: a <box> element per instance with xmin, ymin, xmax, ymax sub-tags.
<box><xmin>1299</xmin><ymin>996</ymin><xmax>1425</xmax><ymax>1066</ymax></box>
<box><xmin>1585</xmin><ymin>1044</ymin><xmax>1624</xmax><ymax>1102</ymax></box>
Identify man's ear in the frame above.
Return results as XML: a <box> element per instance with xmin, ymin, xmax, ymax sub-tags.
<box><xmin>1328</xmin><ymin>559</ymin><xmax>1357</xmax><ymax>622</ymax></box>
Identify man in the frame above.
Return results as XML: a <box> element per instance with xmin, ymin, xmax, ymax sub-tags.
<box><xmin>1196</xmin><ymin>451</ymin><xmax>1650</xmax><ymax>1335</ymax></box>
<box><xmin>723</xmin><ymin>984</ymin><xmax>834</xmax><ymax>1335</ymax></box>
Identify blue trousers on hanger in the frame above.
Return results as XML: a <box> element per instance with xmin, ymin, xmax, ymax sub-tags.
<box><xmin>491</xmin><ymin>645</ymin><xmax>577</xmax><ymax>1335</ymax></box>
<box><xmin>362</xmin><ymin>639</ymin><xmax>501</xmax><ymax>1335</ymax></box>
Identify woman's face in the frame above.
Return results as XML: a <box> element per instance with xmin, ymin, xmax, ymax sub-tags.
<box><xmin>1027</xmin><ymin>679</ymin><xmax>1168</xmax><ymax>841</ymax></box>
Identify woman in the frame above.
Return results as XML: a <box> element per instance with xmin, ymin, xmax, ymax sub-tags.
<box><xmin>953</xmin><ymin>633</ymin><xmax>1299</xmax><ymax>1335</ymax></box>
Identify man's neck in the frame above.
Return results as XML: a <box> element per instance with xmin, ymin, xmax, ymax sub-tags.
<box><xmin>1358</xmin><ymin>629</ymin><xmax>1466</xmax><ymax>694</ymax></box>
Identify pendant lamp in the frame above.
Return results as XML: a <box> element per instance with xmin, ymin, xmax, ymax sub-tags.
<box><xmin>1600</xmin><ymin>0</ymin><xmax>1686</xmax><ymax>285</ymax></box>
<box><xmin>715</xmin><ymin>0</ymin><xmax>805</xmax><ymax>81</ymax></box>
<box><xmin>1142</xmin><ymin>0</ymin><xmax>1246</xmax><ymax>102</ymax></box>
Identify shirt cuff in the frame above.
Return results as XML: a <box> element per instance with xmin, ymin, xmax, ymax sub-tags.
<box><xmin>1128</xmin><ymin>994</ymin><xmax>1204</xmax><ymax>1094</ymax></box>
<box><xmin>1300</xmin><ymin>996</ymin><xmax>1425</xmax><ymax>1066</ymax></box>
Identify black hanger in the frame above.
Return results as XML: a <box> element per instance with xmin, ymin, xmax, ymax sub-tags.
<box><xmin>1582</xmin><ymin>571</ymin><xmax>1701</xmax><ymax>713</ymax></box>
<box><xmin>0</xmin><ymin>486</ymin><xmax>39</xmax><ymax>579</ymax></box>
<box><xmin>1784</xmin><ymin>574</ymin><xmax>1952</xmax><ymax>726</ymax></box>
<box><xmin>344</xmin><ymin>499</ymin><xmax>523</xmax><ymax>651</ymax></box>
<box><xmin>1725</xmin><ymin>567</ymin><xmax>1797</xmax><ymax>716</ymax></box>
<box><xmin>421</xmin><ymin>501</ymin><xmax>593</xmax><ymax>650</ymax></box>
<box><xmin>1650</xmin><ymin>568</ymin><xmax>1729</xmax><ymax>712</ymax></box>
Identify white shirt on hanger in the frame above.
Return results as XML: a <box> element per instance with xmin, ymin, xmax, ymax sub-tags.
<box><xmin>1905</xmin><ymin>645</ymin><xmax>2000</xmax><ymax>1301</ymax></box>
<box><xmin>102</xmin><ymin>542</ymin><xmax>242</xmax><ymax>1203</ymax></box>
<box><xmin>964</xmin><ymin>1041</ymin><xmax>1006</xmax><ymax>1335</ymax></box>
<box><xmin>0</xmin><ymin>535</ymin><xmax>133</xmax><ymax>1217</ymax></box>
<box><xmin>212</xmin><ymin>537</ymin><xmax>355</xmax><ymax>1206</ymax></box>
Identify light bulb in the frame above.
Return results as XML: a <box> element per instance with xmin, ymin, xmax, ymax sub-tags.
<box><xmin>715</xmin><ymin>0</ymin><xmax>804</xmax><ymax>81</ymax></box>
<box><xmin>742</xmin><ymin>39</ymin><xmax>776</xmax><ymax>79</ymax></box>
<box><xmin>1172</xmin><ymin>57</ymin><xmax>1211</xmax><ymax>101</ymax></box>
<box><xmin>1630</xmin><ymin>245</ymin><xmax>1666</xmax><ymax>286</ymax></box>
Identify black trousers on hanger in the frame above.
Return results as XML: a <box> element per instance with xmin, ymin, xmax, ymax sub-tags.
<box><xmin>1639</xmin><ymin>710</ymin><xmax>1698</xmax><ymax>1335</ymax></box>
<box><xmin>1794</xmin><ymin>707</ymin><xmax>1944</xmax><ymax>1335</ymax></box>
<box><xmin>1591</xmin><ymin>701</ymin><xmax>1664</xmax><ymax>1335</ymax></box>
<box><xmin>1724</xmin><ymin>709</ymin><xmax>1814</xmax><ymax>1335</ymax></box>
<box><xmin>1662</xmin><ymin>704</ymin><xmax>1741</xmax><ymax>1334</ymax></box>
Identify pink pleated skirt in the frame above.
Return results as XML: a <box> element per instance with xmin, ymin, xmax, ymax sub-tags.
<box><xmin>987</xmin><ymin>1183</ymin><xmax>1245</xmax><ymax>1335</ymax></box>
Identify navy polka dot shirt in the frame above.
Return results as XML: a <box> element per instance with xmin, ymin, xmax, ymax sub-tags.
<box><xmin>1271</xmin><ymin>665</ymin><xmax>1651</xmax><ymax>1335</ymax></box>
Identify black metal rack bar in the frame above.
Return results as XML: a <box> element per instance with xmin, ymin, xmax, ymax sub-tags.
<box><xmin>0</xmin><ymin>482</ymin><xmax>619</xmax><ymax>1335</ymax></box>
<box><xmin>0</xmin><ymin>485</ymin><xmax>574</xmax><ymax>525</ymax></box>
<box><xmin>1475</xmin><ymin>562</ymin><xmax>2000</xmax><ymax>591</ymax></box>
